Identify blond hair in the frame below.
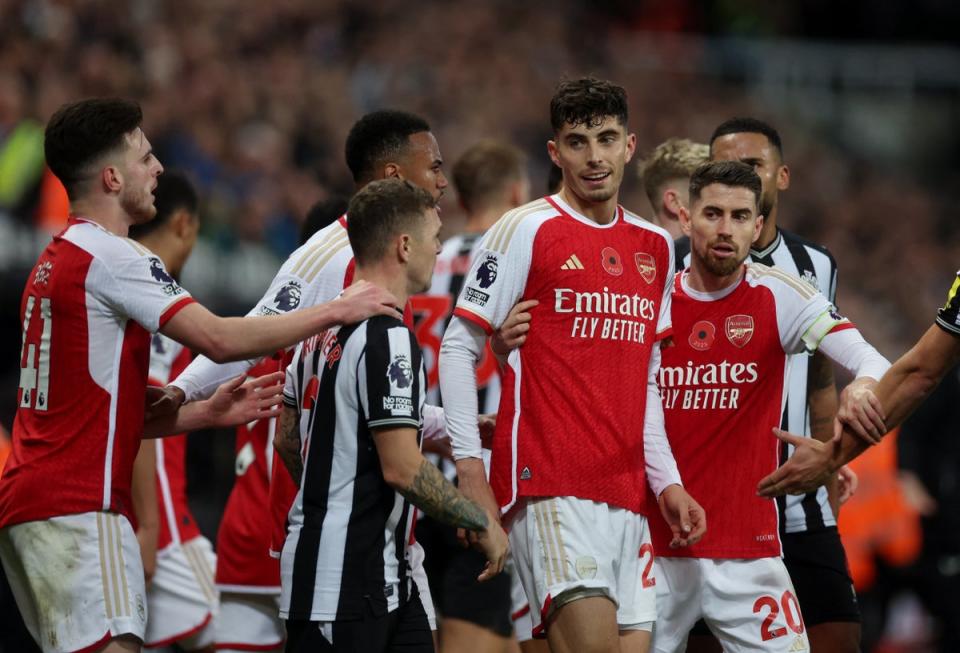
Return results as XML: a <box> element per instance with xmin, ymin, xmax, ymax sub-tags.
<box><xmin>638</xmin><ymin>138</ymin><xmax>709</xmax><ymax>211</ymax></box>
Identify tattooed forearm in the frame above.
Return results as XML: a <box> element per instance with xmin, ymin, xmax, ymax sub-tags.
<box><xmin>399</xmin><ymin>460</ymin><xmax>489</xmax><ymax>532</ymax></box>
<box><xmin>274</xmin><ymin>406</ymin><xmax>303</xmax><ymax>487</ymax></box>
<box><xmin>808</xmin><ymin>351</ymin><xmax>839</xmax><ymax>443</ymax></box>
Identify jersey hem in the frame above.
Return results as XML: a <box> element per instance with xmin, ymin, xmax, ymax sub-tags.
<box><xmin>216</xmin><ymin>583</ymin><xmax>282</xmax><ymax>595</ymax></box>
<box><xmin>144</xmin><ymin>612</ymin><xmax>212</xmax><ymax>648</ymax></box>
<box><xmin>159</xmin><ymin>296</ymin><xmax>196</xmax><ymax>328</ymax></box>
<box><xmin>453</xmin><ymin>306</ymin><xmax>494</xmax><ymax>335</ymax></box>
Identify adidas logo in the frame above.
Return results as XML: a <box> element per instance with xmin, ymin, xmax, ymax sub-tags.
<box><xmin>520</xmin><ymin>467</ymin><xmax>532</xmax><ymax>480</ymax></box>
<box><xmin>561</xmin><ymin>254</ymin><xmax>584</xmax><ymax>270</ymax></box>
<box><xmin>788</xmin><ymin>635</ymin><xmax>808</xmax><ymax>652</ymax></box>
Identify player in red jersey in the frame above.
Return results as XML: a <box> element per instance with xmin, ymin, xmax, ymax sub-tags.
<box><xmin>649</xmin><ymin>161</ymin><xmax>890</xmax><ymax>653</ymax></box>
<box><xmin>0</xmin><ymin>98</ymin><xmax>395</xmax><ymax>653</ymax></box>
<box><xmin>440</xmin><ymin>78</ymin><xmax>706</xmax><ymax>653</ymax></box>
<box><xmin>127</xmin><ymin>172</ymin><xmax>221</xmax><ymax>652</ymax></box>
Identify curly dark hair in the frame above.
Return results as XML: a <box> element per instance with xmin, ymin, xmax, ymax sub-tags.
<box><xmin>549</xmin><ymin>77</ymin><xmax>628</xmax><ymax>133</ymax></box>
<box><xmin>344</xmin><ymin>110</ymin><xmax>430</xmax><ymax>185</ymax></box>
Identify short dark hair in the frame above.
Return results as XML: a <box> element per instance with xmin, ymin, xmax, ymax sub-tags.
<box><xmin>347</xmin><ymin>179</ymin><xmax>436</xmax><ymax>265</ymax></box>
<box><xmin>550</xmin><ymin>77</ymin><xmax>628</xmax><ymax>133</ymax></box>
<box><xmin>44</xmin><ymin>98</ymin><xmax>144</xmax><ymax>200</ymax></box>
<box><xmin>453</xmin><ymin>140</ymin><xmax>527</xmax><ymax>213</ymax></box>
<box><xmin>710</xmin><ymin>117</ymin><xmax>783</xmax><ymax>159</ymax></box>
<box><xmin>688</xmin><ymin>161</ymin><xmax>762</xmax><ymax>210</ymax></box>
<box><xmin>300</xmin><ymin>196</ymin><xmax>349</xmax><ymax>245</ymax></box>
<box><xmin>128</xmin><ymin>171</ymin><xmax>199</xmax><ymax>240</ymax></box>
<box><xmin>344</xmin><ymin>110</ymin><xmax>431</xmax><ymax>185</ymax></box>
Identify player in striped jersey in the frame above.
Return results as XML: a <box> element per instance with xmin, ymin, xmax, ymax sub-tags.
<box><xmin>637</xmin><ymin>138</ymin><xmax>709</xmax><ymax>241</ymax></box>
<box><xmin>761</xmin><ymin>269</ymin><xmax>960</xmax><ymax>494</ymax></box>
<box><xmin>274</xmin><ymin>179</ymin><xmax>508</xmax><ymax>653</ymax></box>
<box><xmin>675</xmin><ymin>118</ymin><xmax>860</xmax><ymax>653</ymax></box>
<box><xmin>411</xmin><ymin>140</ymin><xmax>543</xmax><ymax>652</ymax></box>
<box><xmin>165</xmin><ymin>111</ymin><xmax>452</xmax><ymax>650</ymax></box>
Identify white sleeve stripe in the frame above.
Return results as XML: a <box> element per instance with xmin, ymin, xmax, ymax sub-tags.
<box><xmin>487</xmin><ymin>200</ymin><xmax>550</xmax><ymax>253</ymax></box>
<box><xmin>751</xmin><ymin>265</ymin><xmax>818</xmax><ymax>300</ymax></box>
<box><xmin>302</xmin><ymin>239</ymin><xmax>351</xmax><ymax>283</ymax></box>
<box><xmin>123</xmin><ymin>239</ymin><xmax>151</xmax><ymax>256</ymax></box>
<box><xmin>291</xmin><ymin>230</ymin><xmax>349</xmax><ymax>279</ymax></box>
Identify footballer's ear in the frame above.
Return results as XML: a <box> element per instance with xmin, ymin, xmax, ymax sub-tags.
<box><xmin>776</xmin><ymin>164</ymin><xmax>790</xmax><ymax>191</ymax></box>
<box><xmin>546</xmin><ymin>140</ymin><xmax>561</xmax><ymax>168</ymax></box>
<box><xmin>753</xmin><ymin>214</ymin><xmax>765</xmax><ymax>244</ymax></box>
<box><xmin>678</xmin><ymin>204</ymin><xmax>693</xmax><ymax>236</ymax></box>
<box><xmin>102</xmin><ymin>164</ymin><xmax>123</xmax><ymax>194</ymax></box>
<box><xmin>382</xmin><ymin>162</ymin><xmax>402</xmax><ymax>180</ymax></box>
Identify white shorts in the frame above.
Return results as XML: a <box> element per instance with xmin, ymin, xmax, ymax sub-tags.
<box><xmin>408</xmin><ymin>539</ymin><xmax>437</xmax><ymax>631</ymax></box>
<box><xmin>509</xmin><ymin>556</ymin><xmax>533</xmax><ymax>643</ymax></box>
<box><xmin>509</xmin><ymin>496</ymin><xmax>656</xmax><ymax>637</ymax></box>
<box><xmin>144</xmin><ymin>535</ymin><xmax>219</xmax><ymax>649</ymax></box>
<box><xmin>652</xmin><ymin>557</ymin><xmax>810</xmax><ymax>653</ymax></box>
<box><xmin>0</xmin><ymin>511</ymin><xmax>147</xmax><ymax>653</ymax></box>
<box><xmin>215</xmin><ymin>592</ymin><xmax>285</xmax><ymax>651</ymax></box>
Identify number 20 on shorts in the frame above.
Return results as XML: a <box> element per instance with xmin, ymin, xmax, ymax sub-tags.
<box><xmin>753</xmin><ymin>590</ymin><xmax>804</xmax><ymax>641</ymax></box>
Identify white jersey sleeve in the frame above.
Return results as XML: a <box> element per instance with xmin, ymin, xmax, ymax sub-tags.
<box><xmin>87</xmin><ymin>236</ymin><xmax>194</xmax><ymax>333</ymax></box>
<box><xmin>172</xmin><ymin>220</ymin><xmax>352</xmax><ymax>402</ymax></box>
<box><xmin>451</xmin><ymin>205</ymin><xmax>551</xmax><ymax>334</ymax></box>
<box><xmin>749</xmin><ymin>264</ymin><xmax>850</xmax><ymax>355</ymax></box>
<box><xmin>643</xmin><ymin>345</ymin><xmax>682</xmax><ymax>496</ymax></box>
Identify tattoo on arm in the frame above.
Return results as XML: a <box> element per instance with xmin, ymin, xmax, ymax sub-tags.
<box><xmin>399</xmin><ymin>460</ymin><xmax>489</xmax><ymax>532</ymax></box>
<box><xmin>276</xmin><ymin>406</ymin><xmax>303</xmax><ymax>487</ymax></box>
<box><xmin>808</xmin><ymin>351</ymin><xmax>839</xmax><ymax>443</ymax></box>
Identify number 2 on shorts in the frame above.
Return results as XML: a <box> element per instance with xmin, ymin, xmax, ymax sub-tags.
<box><xmin>753</xmin><ymin>590</ymin><xmax>804</xmax><ymax>641</ymax></box>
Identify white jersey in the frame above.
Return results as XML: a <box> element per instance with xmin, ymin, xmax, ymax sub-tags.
<box><xmin>172</xmin><ymin>217</ymin><xmax>353</xmax><ymax>401</ymax></box>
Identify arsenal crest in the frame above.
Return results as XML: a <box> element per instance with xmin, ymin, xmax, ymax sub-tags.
<box><xmin>634</xmin><ymin>252</ymin><xmax>656</xmax><ymax>284</ymax></box>
<box><xmin>725</xmin><ymin>315</ymin><xmax>754</xmax><ymax>348</ymax></box>
<box><xmin>689</xmin><ymin>320</ymin><xmax>716</xmax><ymax>351</ymax></box>
<box><xmin>600</xmin><ymin>247</ymin><xmax>623</xmax><ymax>276</ymax></box>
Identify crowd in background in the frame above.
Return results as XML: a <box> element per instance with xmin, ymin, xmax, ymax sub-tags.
<box><xmin>0</xmin><ymin>2</ymin><xmax>958</xmax><ymax>650</ymax></box>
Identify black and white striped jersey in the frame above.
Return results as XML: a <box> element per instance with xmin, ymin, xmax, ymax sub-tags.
<box><xmin>675</xmin><ymin>228</ymin><xmax>839</xmax><ymax>533</ymax></box>
<box><xmin>278</xmin><ymin>314</ymin><xmax>425</xmax><ymax>621</ymax></box>
<box><xmin>936</xmin><ymin>270</ymin><xmax>960</xmax><ymax>337</ymax></box>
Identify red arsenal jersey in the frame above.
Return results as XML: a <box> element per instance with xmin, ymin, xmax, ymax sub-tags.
<box><xmin>0</xmin><ymin>218</ymin><xmax>194</xmax><ymax>528</ymax></box>
<box><xmin>651</xmin><ymin>263</ymin><xmax>852</xmax><ymax>558</ymax></box>
<box><xmin>452</xmin><ymin>195</ymin><xmax>674</xmax><ymax>515</ymax></box>
<box><xmin>216</xmin><ymin>356</ymin><xmax>284</xmax><ymax>591</ymax></box>
<box><xmin>147</xmin><ymin>335</ymin><xmax>201</xmax><ymax>549</ymax></box>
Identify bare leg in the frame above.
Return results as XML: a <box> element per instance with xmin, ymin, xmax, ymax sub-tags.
<box><xmin>547</xmin><ymin>596</ymin><xmax>620</xmax><ymax>653</ymax></box>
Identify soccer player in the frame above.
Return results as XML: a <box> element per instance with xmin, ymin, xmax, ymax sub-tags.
<box><xmin>411</xmin><ymin>140</ymin><xmax>540</xmax><ymax>653</ymax></box>
<box><xmin>274</xmin><ymin>179</ymin><xmax>509</xmax><ymax>653</ymax></box>
<box><xmin>675</xmin><ymin>118</ymin><xmax>859</xmax><ymax>653</ymax></box>
<box><xmin>440</xmin><ymin>77</ymin><xmax>705</xmax><ymax>653</ymax></box>
<box><xmin>759</xmin><ymin>271</ymin><xmax>960</xmax><ymax>494</ymax></box>
<box><xmin>127</xmin><ymin>172</ymin><xmax>219</xmax><ymax>652</ymax></box>
<box><xmin>649</xmin><ymin>160</ymin><xmax>890</xmax><ymax>653</ymax></box>
<box><xmin>637</xmin><ymin>138</ymin><xmax>709</xmax><ymax>240</ymax></box>
<box><xmin>0</xmin><ymin>97</ymin><xmax>394</xmax><ymax>653</ymax></box>
<box><xmin>167</xmin><ymin>110</ymin><xmax>450</xmax><ymax>650</ymax></box>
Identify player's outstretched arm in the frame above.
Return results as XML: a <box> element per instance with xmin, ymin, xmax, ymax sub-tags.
<box><xmin>273</xmin><ymin>404</ymin><xmax>303</xmax><ymax>487</ymax></box>
<box><xmin>374</xmin><ymin>425</ymin><xmax>508</xmax><ymax>581</ymax></box>
<box><xmin>143</xmin><ymin>371</ymin><xmax>284</xmax><ymax>438</ymax></box>
<box><xmin>759</xmin><ymin>324</ymin><xmax>960</xmax><ymax>497</ymax></box>
<box><xmin>160</xmin><ymin>281</ymin><xmax>397</xmax><ymax>364</ymax></box>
